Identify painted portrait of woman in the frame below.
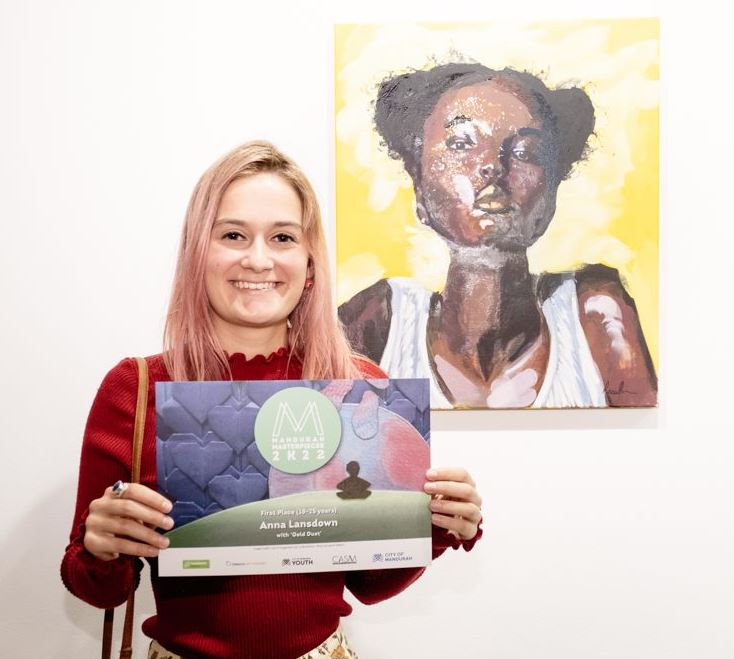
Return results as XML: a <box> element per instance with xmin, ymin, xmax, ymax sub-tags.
<box><xmin>337</xmin><ymin>54</ymin><xmax>658</xmax><ymax>409</ymax></box>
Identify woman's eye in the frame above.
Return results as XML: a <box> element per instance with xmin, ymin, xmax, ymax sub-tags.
<box><xmin>273</xmin><ymin>233</ymin><xmax>295</xmax><ymax>243</ymax></box>
<box><xmin>511</xmin><ymin>139</ymin><xmax>542</xmax><ymax>164</ymax></box>
<box><xmin>446</xmin><ymin>136</ymin><xmax>475</xmax><ymax>151</ymax></box>
<box><xmin>223</xmin><ymin>231</ymin><xmax>245</xmax><ymax>241</ymax></box>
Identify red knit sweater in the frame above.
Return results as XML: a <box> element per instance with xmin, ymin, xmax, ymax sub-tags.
<box><xmin>61</xmin><ymin>350</ymin><xmax>480</xmax><ymax>658</ymax></box>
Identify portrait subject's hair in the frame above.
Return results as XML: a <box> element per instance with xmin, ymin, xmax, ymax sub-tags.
<box><xmin>374</xmin><ymin>63</ymin><xmax>595</xmax><ymax>185</ymax></box>
<box><xmin>164</xmin><ymin>141</ymin><xmax>360</xmax><ymax>381</ymax></box>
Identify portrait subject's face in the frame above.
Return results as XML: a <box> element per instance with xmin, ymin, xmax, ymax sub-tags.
<box><xmin>418</xmin><ymin>79</ymin><xmax>558</xmax><ymax>249</ymax></box>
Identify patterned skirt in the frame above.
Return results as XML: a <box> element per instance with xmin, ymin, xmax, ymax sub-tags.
<box><xmin>148</xmin><ymin>623</ymin><xmax>358</xmax><ymax>659</ymax></box>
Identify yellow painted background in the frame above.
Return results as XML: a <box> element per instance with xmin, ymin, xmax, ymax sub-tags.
<box><xmin>335</xmin><ymin>20</ymin><xmax>659</xmax><ymax>367</ymax></box>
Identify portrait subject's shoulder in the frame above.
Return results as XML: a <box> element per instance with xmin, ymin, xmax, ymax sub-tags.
<box><xmin>338</xmin><ymin>279</ymin><xmax>393</xmax><ymax>364</ymax></box>
<box><xmin>572</xmin><ymin>264</ymin><xmax>645</xmax><ymax>348</ymax></box>
<box><xmin>574</xmin><ymin>264</ymin><xmax>635</xmax><ymax>306</ymax></box>
<box><xmin>572</xmin><ymin>264</ymin><xmax>657</xmax><ymax>406</ymax></box>
<box><xmin>535</xmin><ymin>271</ymin><xmax>570</xmax><ymax>303</ymax></box>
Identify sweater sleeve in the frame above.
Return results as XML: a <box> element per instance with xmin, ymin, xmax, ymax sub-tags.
<box><xmin>60</xmin><ymin>358</ymin><xmax>144</xmax><ymax>609</ymax></box>
<box><xmin>352</xmin><ymin>356</ymin><xmax>387</xmax><ymax>379</ymax></box>
<box><xmin>345</xmin><ymin>524</ymin><xmax>482</xmax><ymax>604</ymax></box>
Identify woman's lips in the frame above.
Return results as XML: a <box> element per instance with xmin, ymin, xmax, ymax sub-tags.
<box><xmin>474</xmin><ymin>184</ymin><xmax>511</xmax><ymax>214</ymax></box>
<box><xmin>473</xmin><ymin>184</ymin><xmax>512</xmax><ymax>229</ymax></box>
<box><xmin>231</xmin><ymin>281</ymin><xmax>279</xmax><ymax>290</ymax></box>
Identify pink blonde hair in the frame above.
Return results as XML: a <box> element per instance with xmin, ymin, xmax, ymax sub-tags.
<box><xmin>164</xmin><ymin>141</ymin><xmax>360</xmax><ymax>381</ymax></box>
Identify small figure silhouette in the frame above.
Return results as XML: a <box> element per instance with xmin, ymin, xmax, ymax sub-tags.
<box><xmin>336</xmin><ymin>461</ymin><xmax>372</xmax><ymax>499</ymax></box>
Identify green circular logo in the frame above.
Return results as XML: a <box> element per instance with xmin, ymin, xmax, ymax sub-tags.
<box><xmin>254</xmin><ymin>387</ymin><xmax>342</xmax><ymax>474</ymax></box>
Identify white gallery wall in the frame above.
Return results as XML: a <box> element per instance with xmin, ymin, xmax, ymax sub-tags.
<box><xmin>1</xmin><ymin>1</ymin><xmax>732</xmax><ymax>657</ymax></box>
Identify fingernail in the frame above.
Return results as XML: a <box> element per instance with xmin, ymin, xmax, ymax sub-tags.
<box><xmin>159</xmin><ymin>537</ymin><xmax>170</xmax><ymax>549</ymax></box>
<box><xmin>161</xmin><ymin>500</ymin><xmax>173</xmax><ymax>512</ymax></box>
<box><xmin>163</xmin><ymin>516</ymin><xmax>174</xmax><ymax>529</ymax></box>
<box><xmin>424</xmin><ymin>482</ymin><xmax>436</xmax><ymax>492</ymax></box>
<box><xmin>426</xmin><ymin>469</ymin><xmax>437</xmax><ymax>479</ymax></box>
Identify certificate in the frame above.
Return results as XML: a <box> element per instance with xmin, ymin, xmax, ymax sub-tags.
<box><xmin>156</xmin><ymin>378</ymin><xmax>431</xmax><ymax>576</ymax></box>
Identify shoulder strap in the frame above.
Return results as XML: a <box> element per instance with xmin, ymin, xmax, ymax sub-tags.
<box><xmin>102</xmin><ymin>357</ymin><xmax>149</xmax><ymax>659</ymax></box>
<box><xmin>130</xmin><ymin>357</ymin><xmax>148</xmax><ymax>483</ymax></box>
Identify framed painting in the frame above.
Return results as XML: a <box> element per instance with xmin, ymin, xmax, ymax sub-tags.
<box><xmin>335</xmin><ymin>20</ymin><xmax>659</xmax><ymax>410</ymax></box>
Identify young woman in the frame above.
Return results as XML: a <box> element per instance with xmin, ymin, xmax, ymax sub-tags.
<box><xmin>339</xmin><ymin>63</ymin><xmax>657</xmax><ymax>409</ymax></box>
<box><xmin>61</xmin><ymin>141</ymin><xmax>482</xmax><ymax>659</ymax></box>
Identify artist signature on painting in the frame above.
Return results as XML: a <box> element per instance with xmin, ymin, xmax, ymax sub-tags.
<box><xmin>604</xmin><ymin>380</ymin><xmax>637</xmax><ymax>396</ymax></box>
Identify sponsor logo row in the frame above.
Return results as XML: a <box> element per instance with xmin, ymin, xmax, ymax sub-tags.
<box><xmin>277</xmin><ymin>551</ymin><xmax>415</xmax><ymax>568</ymax></box>
<box><xmin>183</xmin><ymin>551</ymin><xmax>417</xmax><ymax>571</ymax></box>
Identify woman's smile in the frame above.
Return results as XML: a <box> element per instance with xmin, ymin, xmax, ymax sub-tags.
<box><xmin>231</xmin><ymin>280</ymin><xmax>280</xmax><ymax>291</ymax></box>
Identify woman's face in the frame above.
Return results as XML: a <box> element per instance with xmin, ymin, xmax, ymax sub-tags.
<box><xmin>205</xmin><ymin>173</ymin><xmax>311</xmax><ymax>337</ymax></box>
<box><xmin>418</xmin><ymin>79</ymin><xmax>557</xmax><ymax>249</ymax></box>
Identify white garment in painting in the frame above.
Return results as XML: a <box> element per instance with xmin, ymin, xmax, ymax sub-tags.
<box><xmin>379</xmin><ymin>277</ymin><xmax>607</xmax><ymax>409</ymax></box>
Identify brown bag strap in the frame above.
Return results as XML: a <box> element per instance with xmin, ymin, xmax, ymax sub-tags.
<box><xmin>102</xmin><ymin>357</ymin><xmax>149</xmax><ymax>659</ymax></box>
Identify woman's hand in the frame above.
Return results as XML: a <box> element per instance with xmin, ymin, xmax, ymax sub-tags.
<box><xmin>83</xmin><ymin>483</ymin><xmax>174</xmax><ymax>561</ymax></box>
<box><xmin>424</xmin><ymin>467</ymin><xmax>482</xmax><ymax>540</ymax></box>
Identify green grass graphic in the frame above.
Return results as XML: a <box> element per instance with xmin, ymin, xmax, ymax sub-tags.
<box><xmin>166</xmin><ymin>490</ymin><xmax>431</xmax><ymax>548</ymax></box>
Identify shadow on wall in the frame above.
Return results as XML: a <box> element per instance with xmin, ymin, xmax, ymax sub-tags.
<box><xmin>433</xmin><ymin>408</ymin><xmax>659</xmax><ymax>432</ymax></box>
<box><xmin>0</xmin><ymin>478</ymin><xmax>155</xmax><ymax>658</ymax></box>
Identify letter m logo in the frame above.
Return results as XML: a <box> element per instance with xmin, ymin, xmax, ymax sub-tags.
<box><xmin>272</xmin><ymin>401</ymin><xmax>324</xmax><ymax>437</ymax></box>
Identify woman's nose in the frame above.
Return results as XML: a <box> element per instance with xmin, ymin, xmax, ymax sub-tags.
<box><xmin>477</xmin><ymin>141</ymin><xmax>506</xmax><ymax>182</ymax></box>
<box><xmin>479</xmin><ymin>160</ymin><xmax>503</xmax><ymax>182</ymax></box>
<box><xmin>240</xmin><ymin>239</ymin><xmax>274</xmax><ymax>271</ymax></box>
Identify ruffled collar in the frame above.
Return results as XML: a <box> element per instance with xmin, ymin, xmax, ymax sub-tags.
<box><xmin>226</xmin><ymin>346</ymin><xmax>290</xmax><ymax>367</ymax></box>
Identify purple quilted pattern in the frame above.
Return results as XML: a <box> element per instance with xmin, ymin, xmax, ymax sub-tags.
<box><xmin>246</xmin><ymin>380</ymin><xmax>306</xmax><ymax>406</ymax></box>
<box><xmin>172</xmin><ymin>381</ymin><xmax>231</xmax><ymax>424</ymax></box>
<box><xmin>158</xmin><ymin>397</ymin><xmax>204</xmax><ymax>437</ymax></box>
<box><xmin>395</xmin><ymin>379</ymin><xmax>430</xmax><ymax>413</ymax></box>
<box><xmin>208</xmin><ymin>472</ymin><xmax>268</xmax><ymax>509</ymax></box>
<box><xmin>385</xmin><ymin>396</ymin><xmax>417</xmax><ymax>425</ymax></box>
<box><xmin>171</xmin><ymin>501</ymin><xmax>222</xmax><ymax>527</ymax></box>
<box><xmin>164</xmin><ymin>467</ymin><xmax>210</xmax><ymax>508</ymax></box>
<box><xmin>246</xmin><ymin>442</ymin><xmax>270</xmax><ymax>475</ymax></box>
<box><xmin>170</xmin><ymin>436</ymin><xmax>234</xmax><ymax>490</ymax></box>
<box><xmin>229</xmin><ymin>382</ymin><xmax>251</xmax><ymax>408</ymax></box>
<box><xmin>207</xmin><ymin>405</ymin><xmax>257</xmax><ymax>454</ymax></box>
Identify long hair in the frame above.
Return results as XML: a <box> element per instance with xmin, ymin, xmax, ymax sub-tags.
<box><xmin>164</xmin><ymin>141</ymin><xmax>360</xmax><ymax>381</ymax></box>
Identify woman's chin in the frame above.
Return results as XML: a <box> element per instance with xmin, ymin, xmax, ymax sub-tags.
<box><xmin>443</xmin><ymin>215</ymin><xmax>538</xmax><ymax>252</ymax></box>
<box><xmin>226</xmin><ymin>305</ymin><xmax>290</xmax><ymax>330</ymax></box>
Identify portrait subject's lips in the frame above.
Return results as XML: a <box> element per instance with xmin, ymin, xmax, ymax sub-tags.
<box><xmin>474</xmin><ymin>183</ymin><xmax>512</xmax><ymax>214</ymax></box>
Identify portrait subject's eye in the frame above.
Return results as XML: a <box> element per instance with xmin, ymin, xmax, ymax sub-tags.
<box><xmin>512</xmin><ymin>147</ymin><xmax>532</xmax><ymax>162</ymax></box>
<box><xmin>511</xmin><ymin>136</ymin><xmax>544</xmax><ymax>165</ymax></box>
<box><xmin>223</xmin><ymin>230</ymin><xmax>246</xmax><ymax>241</ymax></box>
<box><xmin>446</xmin><ymin>135</ymin><xmax>476</xmax><ymax>151</ymax></box>
<box><xmin>273</xmin><ymin>233</ymin><xmax>296</xmax><ymax>243</ymax></box>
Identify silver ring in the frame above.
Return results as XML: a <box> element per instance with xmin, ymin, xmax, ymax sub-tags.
<box><xmin>111</xmin><ymin>480</ymin><xmax>129</xmax><ymax>498</ymax></box>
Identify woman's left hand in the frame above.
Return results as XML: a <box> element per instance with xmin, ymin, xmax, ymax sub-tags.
<box><xmin>424</xmin><ymin>467</ymin><xmax>482</xmax><ymax>540</ymax></box>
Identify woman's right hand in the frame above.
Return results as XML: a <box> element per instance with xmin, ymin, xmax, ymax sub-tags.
<box><xmin>83</xmin><ymin>483</ymin><xmax>174</xmax><ymax>561</ymax></box>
